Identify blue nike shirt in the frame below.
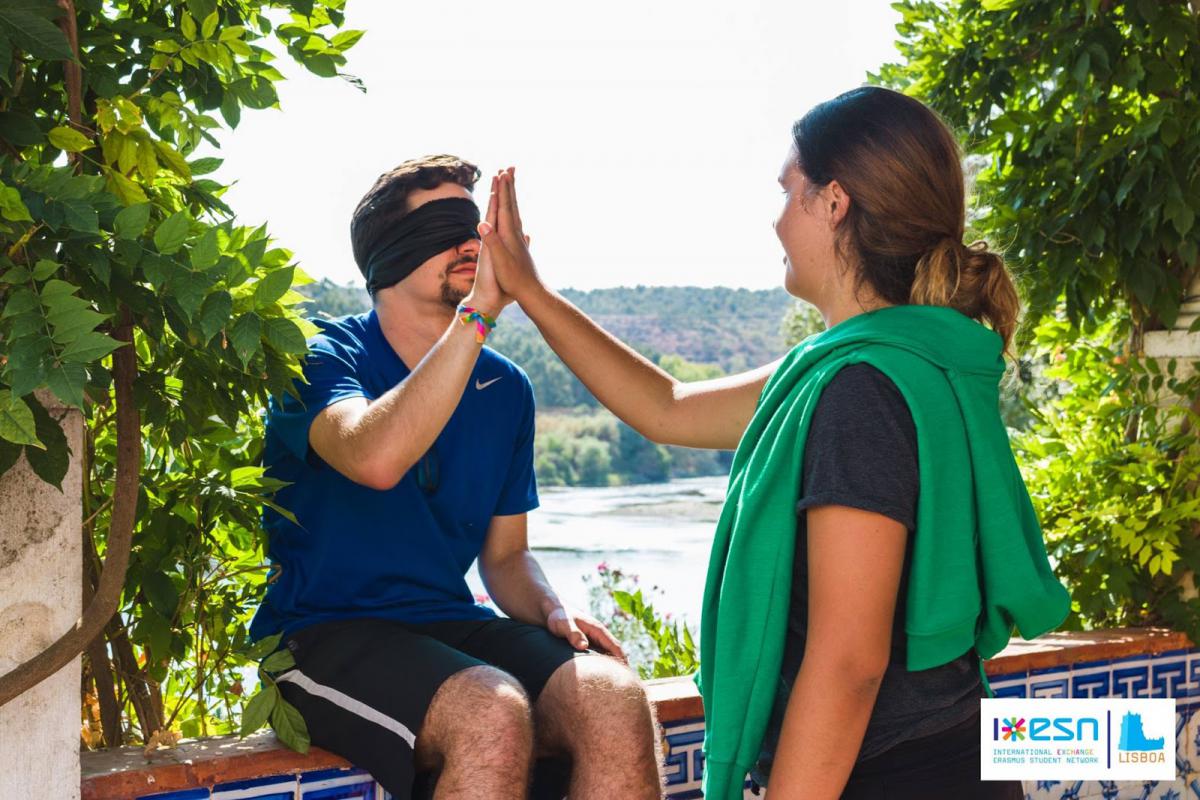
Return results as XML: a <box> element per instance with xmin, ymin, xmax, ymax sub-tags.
<box><xmin>249</xmin><ymin>308</ymin><xmax>539</xmax><ymax>641</ymax></box>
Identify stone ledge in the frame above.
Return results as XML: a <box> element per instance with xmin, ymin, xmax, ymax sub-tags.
<box><xmin>981</xmin><ymin>627</ymin><xmax>1191</xmax><ymax>675</ymax></box>
<box><xmin>80</xmin><ymin>627</ymin><xmax>1190</xmax><ymax>799</ymax></box>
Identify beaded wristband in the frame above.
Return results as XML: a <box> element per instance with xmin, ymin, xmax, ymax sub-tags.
<box><xmin>456</xmin><ymin>305</ymin><xmax>497</xmax><ymax>343</ymax></box>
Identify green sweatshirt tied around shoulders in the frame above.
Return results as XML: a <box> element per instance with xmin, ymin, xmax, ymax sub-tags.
<box><xmin>696</xmin><ymin>304</ymin><xmax>1071</xmax><ymax>799</ymax></box>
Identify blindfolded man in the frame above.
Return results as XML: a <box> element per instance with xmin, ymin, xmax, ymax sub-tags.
<box><xmin>250</xmin><ymin>155</ymin><xmax>663</xmax><ymax>800</ymax></box>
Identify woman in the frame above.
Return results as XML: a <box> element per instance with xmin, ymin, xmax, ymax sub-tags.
<box><xmin>475</xmin><ymin>86</ymin><xmax>1069</xmax><ymax>799</ymax></box>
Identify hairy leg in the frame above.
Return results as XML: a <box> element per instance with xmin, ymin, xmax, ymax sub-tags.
<box><xmin>534</xmin><ymin>656</ymin><xmax>663</xmax><ymax>799</ymax></box>
<box><xmin>414</xmin><ymin>665</ymin><xmax>534</xmax><ymax>799</ymax></box>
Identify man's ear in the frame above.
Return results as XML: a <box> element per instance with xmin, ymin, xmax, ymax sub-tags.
<box><xmin>826</xmin><ymin>180</ymin><xmax>851</xmax><ymax>229</ymax></box>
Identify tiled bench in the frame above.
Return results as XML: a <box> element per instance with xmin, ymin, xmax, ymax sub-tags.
<box><xmin>80</xmin><ymin>628</ymin><xmax>1199</xmax><ymax>800</ymax></box>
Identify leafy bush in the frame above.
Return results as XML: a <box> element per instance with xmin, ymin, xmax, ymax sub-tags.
<box><xmin>1016</xmin><ymin>315</ymin><xmax>1200</xmax><ymax>640</ymax></box>
<box><xmin>0</xmin><ymin>0</ymin><xmax>361</xmax><ymax>747</ymax></box>
<box><xmin>584</xmin><ymin>562</ymin><xmax>698</xmax><ymax>680</ymax></box>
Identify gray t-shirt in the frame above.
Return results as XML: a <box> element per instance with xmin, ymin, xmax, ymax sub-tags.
<box><xmin>752</xmin><ymin>362</ymin><xmax>983</xmax><ymax>785</ymax></box>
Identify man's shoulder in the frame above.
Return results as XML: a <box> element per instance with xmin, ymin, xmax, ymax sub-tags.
<box><xmin>308</xmin><ymin>311</ymin><xmax>372</xmax><ymax>347</ymax></box>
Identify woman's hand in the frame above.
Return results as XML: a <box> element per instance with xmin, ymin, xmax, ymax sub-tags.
<box><xmin>477</xmin><ymin>167</ymin><xmax>544</xmax><ymax>303</ymax></box>
<box><xmin>463</xmin><ymin>173</ymin><xmax>512</xmax><ymax>317</ymax></box>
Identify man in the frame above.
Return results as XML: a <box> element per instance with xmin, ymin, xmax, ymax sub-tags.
<box><xmin>251</xmin><ymin>155</ymin><xmax>663</xmax><ymax>800</ymax></box>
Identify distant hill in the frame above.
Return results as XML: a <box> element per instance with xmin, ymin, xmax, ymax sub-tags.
<box><xmin>299</xmin><ymin>280</ymin><xmax>794</xmax><ymax>385</ymax></box>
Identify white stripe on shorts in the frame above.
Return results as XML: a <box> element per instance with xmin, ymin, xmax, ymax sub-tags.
<box><xmin>276</xmin><ymin>668</ymin><xmax>417</xmax><ymax>749</ymax></box>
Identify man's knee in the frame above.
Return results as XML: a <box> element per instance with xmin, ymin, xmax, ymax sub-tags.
<box><xmin>540</xmin><ymin>656</ymin><xmax>655</xmax><ymax>741</ymax></box>
<box><xmin>419</xmin><ymin>665</ymin><xmax>534</xmax><ymax>765</ymax></box>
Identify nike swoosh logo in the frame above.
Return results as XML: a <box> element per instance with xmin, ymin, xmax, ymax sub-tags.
<box><xmin>475</xmin><ymin>377</ymin><xmax>502</xmax><ymax>390</ymax></box>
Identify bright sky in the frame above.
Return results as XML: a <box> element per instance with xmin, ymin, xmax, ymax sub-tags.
<box><xmin>206</xmin><ymin>0</ymin><xmax>903</xmax><ymax>291</ymax></box>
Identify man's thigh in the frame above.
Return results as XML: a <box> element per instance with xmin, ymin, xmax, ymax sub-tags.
<box><xmin>413</xmin><ymin>616</ymin><xmax>593</xmax><ymax>702</ymax></box>
<box><xmin>273</xmin><ymin>617</ymin><xmax>484</xmax><ymax>800</ymax></box>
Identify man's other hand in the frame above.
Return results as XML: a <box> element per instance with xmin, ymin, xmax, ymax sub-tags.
<box><xmin>546</xmin><ymin>606</ymin><xmax>627</xmax><ymax>663</ymax></box>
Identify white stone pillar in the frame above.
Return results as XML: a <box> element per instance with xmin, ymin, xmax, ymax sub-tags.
<box><xmin>1145</xmin><ymin>276</ymin><xmax>1200</xmax><ymax>601</ymax></box>
<box><xmin>1144</xmin><ymin>275</ymin><xmax>1200</xmax><ymax>381</ymax></box>
<box><xmin>0</xmin><ymin>394</ymin><xmax>83</xmax><ymax>799</ymax></box>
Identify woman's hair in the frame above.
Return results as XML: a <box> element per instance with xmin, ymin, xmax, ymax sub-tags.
<box><xmin>792</xmin><ymin>86</ymin><xmax>1020</xmax><ymax>354</ymax></box>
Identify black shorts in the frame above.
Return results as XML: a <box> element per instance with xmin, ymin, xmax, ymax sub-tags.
<box><xmin>272</xmin><ymin>616</ymin><xmax>592</xmax><ymax>799</ymax></box>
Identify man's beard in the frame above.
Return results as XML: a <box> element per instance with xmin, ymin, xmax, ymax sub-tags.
<box><xmin>439</xmin><ymin>254</ymin><xmax>475</xmax><ymax>310</ymax></box>
<box><xmin>440</xmin><ymin>276</ymin><xmax>468</xmax><ymax>310</ymax></box>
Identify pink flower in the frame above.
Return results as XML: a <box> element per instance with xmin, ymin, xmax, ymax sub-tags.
<box><xmin>597</xmin><ymin>561</ymin><xmax>609</xmax><ymax>574</ymax></box>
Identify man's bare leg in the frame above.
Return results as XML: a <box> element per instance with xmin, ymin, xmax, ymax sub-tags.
<box><xmin>534</xmin><ymin>656</ymin><xmax>663</xmax><ymax>799</ymax></box>
<box><xmin>415</xmin><ymin>665</ymin><xmax>534</xmax><ymax>799</ymax></box>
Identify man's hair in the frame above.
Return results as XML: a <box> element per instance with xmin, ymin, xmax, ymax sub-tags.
<box><xmin>350</xmin><ymin>154</ymin><xmax>482</xmax><ymax>288</ymax></box>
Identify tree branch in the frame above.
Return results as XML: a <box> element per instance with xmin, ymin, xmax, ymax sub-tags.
<box><xmin>55</xmin><ymin>0</ymin><xmax>83</xmax><ymax>133</ymax></box>
<box><xmin>0</xmin><ymin>308</ymin><xmax>140</xmax><ymax>708</ymax></box>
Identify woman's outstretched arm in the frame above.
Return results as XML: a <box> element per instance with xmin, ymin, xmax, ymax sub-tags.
<box><xmin>481</xmin><ymin>168</ymin><xmax>779</xmax><ymax>451</ymax></box>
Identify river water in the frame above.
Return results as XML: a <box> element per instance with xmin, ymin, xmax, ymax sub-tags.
<box><xmin>465</xmin><ymin>475</ymin><xmax>728</xmax><ymax>629</ymax></box>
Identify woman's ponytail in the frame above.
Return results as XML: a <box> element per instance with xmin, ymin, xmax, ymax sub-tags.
<box><xmin>911</xmin><ymin>238</ymin><xmax>1020</xmax><ymax>355</ymax></box>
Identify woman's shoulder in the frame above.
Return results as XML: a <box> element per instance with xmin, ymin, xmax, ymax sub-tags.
<box><xmin>816</xmin><ymin>361</ymin><xmax>912</xmax><ymax>425</ymax></box>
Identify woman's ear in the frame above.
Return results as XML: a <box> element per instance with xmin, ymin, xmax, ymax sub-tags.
<box><xmin>826</xmin><ymin>180</ymin><xmax>851</xmax><ymax>229</ymax></box>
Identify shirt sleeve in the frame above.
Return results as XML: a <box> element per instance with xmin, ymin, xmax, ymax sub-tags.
<box><xmin>493</xmin><ymin>372</ymin><xmax>540</xmax><ymax>516</ymax></box>
<box><xmin>797</xmin><ymin>362</ymin><xmax>919</xmax><ymax>530</ymax></box>
<box><xmin>268</xmin><ymin>331</ymin><xmax>368</xmax><ymax>462</ymax></box>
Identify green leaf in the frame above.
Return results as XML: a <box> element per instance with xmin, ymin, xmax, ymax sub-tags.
<box><xmin>47</xmin><ymin>125</ymin><xmax>92</xmax><ymax>153</ymax></box>
<box><xmin>228</xmin><ymin>313</ymin><xmax>262</xmax><ymax>362</ymax></box>
<box><xmin>254</xmin><ymin>266</ymin><xmax>293</xmax><ymax>307</ymax></box>
<box><xmin>142</xmin><ymin>572</ymin><xmax>179</xmax><ymax>618</ymax></box>
<box><xmin>31</xmin><ymin>259</ymin><xmax>58</xmax><ymax>280</ymax></box>
<box><xmin>240</xmin><ymin>683</ymin><xmax>278</xmax><ymax>736</ymax></box>
<box><xmin>24</xmin><ymin>396</ymin><xmax>69</xmax><ymax>490</ymax></box>
<box><xmin>44</xmin><ymin>361</ymin><xmax>86</xmax><ymax>408</ymax></box>
<box><xmin>153</xmin><ymin>140</ymin><xmax>192</xmax><ymax>180</ymax></box>
<box><xmin>191</xmin><ymin>227</ymin><xmax>220</xmax><ymax>269</ymax></box>
<box><xmin>1</xmin><ymin>287</ymin><xmax>38</xmax><ymax>317</ymax></box>
<box><xmin>154</xmin><ymin>210</ymin><xmax>190</xmax><ymax>255</ymax></box>
<box><xmin>198</xmin><ymin>290</ymin><xmax>232</xmax><ymax>341</ymax></box>
<box><xmin>171</xmin><ymin>270</ymin><xmax>209</xmax><ymax>320</ymax></box>
<box><xmin>180</xmin><ymin>11</ymin><xmax>197</xmax><ymax>40</ymax></box>
<box><xmin>263</xmin><ymin>317</ymin><xmax>307</xmax><ymax>354</ymax></box>
<box><xmin>260</xmin><ymin>648</ymin><xmax>296</xmax><ymax>673</ymax></box>
<box><xmin>189</xmin><ymin>157</ymin><xmax>223</xmax><ymax>176</ymax></box>
<box><xmin>0</xmin><ymin>111</ymin><xmax>43</xmax><ymax>146</ymax></box>
<box><xmin>245</xmin><ymin>632</ymin><xmax>283</xmax><ymax>660</ymax></box>
<box><xmin>60</xmin><ymin>198</ymin><xmax>99</xmax><ymax>233</ymax></box>
<box><xmin>0</xmin><ymin>7</ymin><xmax>72</xmax><ymax>60</ymax></box>
<box><xmin>270</xmin><ymin>698</ymin><xmax>310</xmax><ymax>753</ymax></box>
<box><xmin>1</xmin><ymin>265</ymin><xmax>31</xmax><ymax>283</ymax></box>
<box><xmin>58</xmin><ymin>331</ymin><xmax>122</xmax><ymax>363</ymax></box>
<box><xmin>46</xmin><ymin>305</ymin><xmax>105</xmax><ymax>342</ymax></box>
<box><xmin>302</xmin><ymin>54</ymin><xmax>337</xmax><ymax>78</ymax></box>
<box><xmin>113</xmin><ymin>203</ymin><xmax>151</xmax><ymax>239</ymax></box>
<box><xmin>40</xmin><ymin>278</ymin><xmax>77</xmax><ymax>299</ymax></box>
<box><xmin>331</xmin><ymin>29</ymin><xmax>365</xmax><ymax>50</ymax></box>
<box><xmin>132</xmin><ymin>607</ymin><xmax>172</xmax><ymax>659</ymax></box>
<box><xmin>0</xmin><ymin>185</ymin><xmax>32</xmax><ymax>221</ymax></box>
<box><xmin>200</xmin><ymin>10</ymin><xmax>218</xmax><ymax>39</ymax></box>
<box><xmin>105</xmin><ymin>169</ymin><xmax>148</xmax><ymax>205</ymax></box>
<box><xmin>0</xmin><ymin>391</ymin><xmax>41</xmax><ymax>448</ymax></box>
